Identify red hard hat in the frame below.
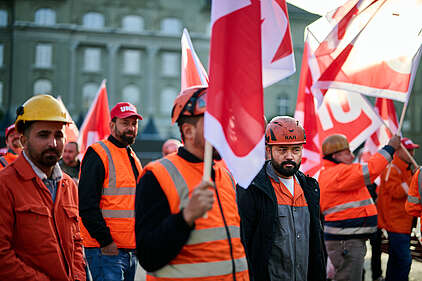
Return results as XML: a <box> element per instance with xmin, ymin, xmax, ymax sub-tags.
<box><xmin>171</xmin><ymin>86</ymin><xmax>207</xmax><ymax>124</ymax></box>
<box><xmin>265</xmin><ymin>116</ymin><xmax>306</xmax><ymax>145</ymax></box>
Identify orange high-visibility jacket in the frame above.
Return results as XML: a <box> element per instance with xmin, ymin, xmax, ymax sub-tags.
<box><xmin>143</xmin><ymin>154</ymin><xmax>249</xmax><ymax>281</ymax></box>
<box><xmin>378</xmin><ymin>155</ymin><xmax>413</xmax><ymax>234</ymax></box>
<box><xmin>80</xmin><ymin>140</ymin><xmax>142</xmax><ymax>248</ymax></box>
<box><xmin>0</xmin><ymin>152</ymin><xmax>19</xmax><ymax>170</ymax></box>
<box><xmin>406</xmin><ymin>168</ymin><xmax>422</xmax><ymax>218</ymax></box>
<box><xmin>319</xmin><ymin>149</ymin><xmax>392</xmax><ymax>240</ymax></box>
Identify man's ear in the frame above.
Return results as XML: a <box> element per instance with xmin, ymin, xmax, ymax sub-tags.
<box><xmin>20</xmin><ymin>134</ymin><xmax>27</xmax><ymax>149</ymax></box>
<box><xmin>109</xmin><ymin>120</ymin><xmax>115</xmax><ymax>132</ymax></box>
<box><xmin>181</xmin><ymin>123</ymin><xmax>194</xmax><ymax>142</ymax></box>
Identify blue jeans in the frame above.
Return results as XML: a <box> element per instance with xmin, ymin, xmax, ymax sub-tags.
<box><xmin>386</xmin><ymin>232</ymin><xmax>412</xmax><ymax>281</ymax></box>
<box><xmin>85</xmin><ymin>248</ymin><xmax>137</xmax><ymax>281</ymax></box>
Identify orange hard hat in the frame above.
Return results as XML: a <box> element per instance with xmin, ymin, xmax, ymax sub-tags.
<box><xmin>171</xmin><ymin>86</ymin><xmax>207</xmax><ymax>124</ymax></box>
<box><xmin>265</xmin><ymin>116</ymin><xmax>306</xmax><ymax>145</ymax></box>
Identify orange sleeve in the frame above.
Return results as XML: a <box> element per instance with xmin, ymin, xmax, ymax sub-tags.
<box><xmin>405</xmin><ymin>169</ymin><xmax>422</xmax><ymax>217</ymax></box>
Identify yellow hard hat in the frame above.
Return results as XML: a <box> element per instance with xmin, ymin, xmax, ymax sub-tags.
<box><xmin>322</xmin><ymin>134</ymin><xmax>350</xmax><ymax>156</ymax></box>
<box><xmin>15</xmin><ymin>95</ymin><xmax>70</xmax><ymax>133</ymax></box>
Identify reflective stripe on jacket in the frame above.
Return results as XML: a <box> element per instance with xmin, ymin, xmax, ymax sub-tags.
<box><xmin>319</xmin><ymin>149</ymin><xmax>392</xmax><ymax>240</ymax></box>
<box><xmin>80</xmin><ymin>140</ymin><xmax>142</xmax><ymax>248</ymax></box>
<box><xmin>0</xmin><ymin>155</ymin><xmax>85</xmax><ymax>280</ymax></box>
<box><xmin>143</xmin><ymin>154</ymin><xmax>249</xmax><ymax>281</ymax></box>
<box><xmin>0</xmin><ymin>152</ymin><xmax>18</xmax><ymax>170</ymax></box>
<box><xmin>378</xmin><ymin>155</ymin><xmax>413</xmax><ymax>234</ymax></box>
<box><xmin>406</xmin><ymin>168</ymin><xmax>422</xmax><ymax>218</ymax></box>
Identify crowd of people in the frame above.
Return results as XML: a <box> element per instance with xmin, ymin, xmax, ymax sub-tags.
<box><xmin>0</xmin><ymin>87</ymin><xmax>421</xmax><ymax>281</ymax></box>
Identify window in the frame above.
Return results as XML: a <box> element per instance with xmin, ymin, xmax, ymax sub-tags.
<box><xmin>83</xmin><ymin>12</ymin><xmax>104</xmax><ymax>29</ymax></box>
<box><xmin>35</xmin><ymin>8</ymin><xmax>56</xmax><ymax>26</ymax></box>
<box><xmin>161</xmin><ymin>88</ymin><xmax>177</xmax><ymax>114</ymax></box>
<box><xmin>82</xmin><ymin>83</ymin><xmax>99</xmax><ymax>109</ymax></box>
<box><xmin>0</xmin><ymin>44</ymin><xmax>3</xmax><ymax>67</ymax></box>
<box><xmin>35</xmin><ymin>43</ymin><xmax>52</xmax><ymax>68</ymax></box>
<box><xmin>161</xmin><ymin>52</ymin><xmax>179</xmax><ymax>77</ymax></box>
<box><xmin>84</xmin><ymin>48</ymin><xmax>101</xmax><ymax>72</ymax></box>
<box><xmin>277</xmin><ymin>95</ymin><xmax>289</xmax><ymax>115</ymax></box>
<box><xmin>160</xmin><ymin>18</ymin><xmax>182</xmax><ymax>35</ymax></box>
<box><xmin>0</xmin><ymin>10</ymin><xmax>7</xmax><ymax>27</ymax></box>
<box><xmin>122</xmin><ymin>85</ymin><xmax>140</xmax><ymax>106</ymax></box>
<box><xmin>122</xmin><ymin>15</ymin><xmax>144</xmax><ymax>32</ymax></box>
<box><xmin>0</xmin><ymin>81</ymin><xmax>3</xmax><ymax>106</ymax></box>
<box><xmin>34</xmin><ymin>79</ymin><xmax>52</xmax><ymax>95</ymax></box>
<box><xmin>123</xmin><ymin>50</ymin><xmax>141</xmax><ymax>74</ymax></box>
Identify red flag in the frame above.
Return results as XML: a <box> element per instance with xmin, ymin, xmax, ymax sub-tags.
<box><xmin>181</xmin><ymin>28</ymin><xmax>209</xmax><ymax>91</ymax></box>
<box><xmin>295</xmin><ymin>18</ymin><xmax>382</xmax><ymax>177</ymax></box>
<box><xmin>56</xmin><ymin>96</ymin><xmax>79</xmax><ymax>143</ymax></box>
<box><xmin>261</xmin><ymin>0</ymin><xmax>295</xmax><ymax>86</ymax></box>
<box><xmin>206</xmin><ymin>0</ymin><xmax>266</xmax><ymax>187</ymax></box>
<box><xmin>78</xmin><ymin>80</ymin><xmax>111</xmax><ymax>155</ymax></box>
<box><xmin>314</xmin><ymin>0</ymin><xmax>422</xmax><ymax>103</ymax></box>
<box><xmin>364</xmin><ymin>98</ymin><xmax>398</xmax><ymax>154</ymax></box>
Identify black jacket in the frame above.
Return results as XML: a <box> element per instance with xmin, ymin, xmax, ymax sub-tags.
<box><xmin>237</xmin><ymin>161</ymin><xmax>326</xmax><ymax>281</ymax></box>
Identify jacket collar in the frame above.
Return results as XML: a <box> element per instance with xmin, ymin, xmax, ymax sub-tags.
<box><xmin>392</xmin><ymin>154</ymin><xmax>410</xmax><ymax>171</ymax></box>
<box><xmin>108</xmin><ymin>135</ymin><xmax>128</xmax><ymax>148</ymax></box>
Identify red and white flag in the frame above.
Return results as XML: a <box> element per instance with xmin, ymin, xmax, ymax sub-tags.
<box><xmin>261</xmin><ymin>0</ymin><xmax>295</xmax><ymax>86</ymax></box>
<box><xmin>57</xmin><ymin>96</ymin><xmax>79</xmax><ymax>143</ymax></box>
<box><xmin>206</xmin><ymin>0</ymin><xmax>266</xmax><ymax>187</ymax></box>
<box><xmin>78</xmin><ymin>80</ymin><xmax>111</xmax><ymax>155</ymax></box>
<box><xmin>364</xmin><ymin>98</ymin><xmax>398</xmax><ymax>155</ymax></box>
<box><xmin>295</xmin><ymin>17</ymin><xmax>383</xmax><ymax>177</ymax></box>
<box><xmin>314</xmin><ymin>0</ymin><xmax>422</xmax><ymax>103</ymax></box>
<box><xmin>181</xmin><ymin>28</ymin><xmax>209</xmax><ymax>91</ymax></box>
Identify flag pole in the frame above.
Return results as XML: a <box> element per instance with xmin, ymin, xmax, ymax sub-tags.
<box><xmin>203</xmin><ymin>140</ymin><xmax>213</xmax><ymax>181</ymax></box>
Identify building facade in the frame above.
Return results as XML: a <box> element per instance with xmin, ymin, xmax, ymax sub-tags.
<box><xmin>0</xmin><ymin>0</ymin><xmax>421</xmax><ymax>160</ymax></box>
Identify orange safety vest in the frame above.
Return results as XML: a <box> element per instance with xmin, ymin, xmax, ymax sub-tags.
<box><xmin>143</xmin><ymin>154</ymin><xmax>249</xmax><ymax>281</ymax></box>
<box><xmin>80</xmin><ymin>140</ymin><xmax>142</xmax><ymax>248</ymax></box>
<box><xmin>0</xmin><ymin>152</ymin><xmax>18</xmax><ymax>170</ymax></box>
<box><xmin>378</xmin><ymin>155</ymin><xmax>413</xmax><ymax>234</ymax></box>
<box><xmin>319</xmin><ymin>149</ymin><xmax>392</xmax><ymax>239</ymax></box>
<box><xmin>406</xmin><ymin>168</ymin><xmax>422</xmax><ymax>218</ymax></box>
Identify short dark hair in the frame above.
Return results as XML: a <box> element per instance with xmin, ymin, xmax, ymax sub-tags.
<box><xmin>177</xmin><ymin>115</ymin><xmax>202</xmax><ymax>142</ymax></box>
<box><xmin>16</xmin><ymin>121</ymin><xmax>35</xmax><ymax>137</ymax></box>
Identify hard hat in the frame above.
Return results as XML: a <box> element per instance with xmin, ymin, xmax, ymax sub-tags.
<box><xmin>265</xmin><ymin>116</ymin><xmax>306</xmax><ymax>145</ymax></box>
<box><xmin>15</xmin><ymin>95</ymin><xmax>70</xmax><ymax>133</ymax></box>
<box><xmin>5</xmin><ymin>124</ymin><xmax>16</xmax><ymax>138</ymax></box>
<box><xmin>322</xmin><ymin>134</ymin><xmax>350</xmax><ymax>156</ymax></box>
<box><xmin>171</xmin><ymin>86</ymin><xmax>207</xmax><ymax>124</ymax></box>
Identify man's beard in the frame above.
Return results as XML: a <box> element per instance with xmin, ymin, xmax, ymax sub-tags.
<box><xmin>28</xmin><ymin>144</ymin><xmax>61</xmax><ymax>168</ymax></box>
<box><xmin>115</xmin><ymin>127</ymin><xmax>136</xmax><ymax>146</ymax></box>
<box><xmin>271</xmin><ymin>159</ymin><xmax>300</xmax><ymax>177</ymax></box>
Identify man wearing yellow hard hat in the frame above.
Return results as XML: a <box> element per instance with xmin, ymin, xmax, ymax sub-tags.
<box><xmin>0</xmin><ymin>94</ymin><xmax>85</xmax><ymax>280</ymax></box>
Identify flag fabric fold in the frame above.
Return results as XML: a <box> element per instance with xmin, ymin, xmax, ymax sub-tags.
<box><xmin>181</xmin><ymin>28</ymin><xmax>209</xmax><ymax>91</ymax></box>
<box><xmin>78</xmin><ymin>80</ymin><xmax>111</xmax><ymax>155</ymax></box>
<box><xmin>314</xmin><ymin>0</ymin><xmax>422</xmax><ymax>103</ymax></box>
<box><xmin>206</xmin><ymin>0</ymin><xmax>266</xmax><ymax>188</ymax></box>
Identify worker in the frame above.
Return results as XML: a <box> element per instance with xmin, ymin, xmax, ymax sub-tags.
<box><xmin>135</xmin><ymin>86</ymin><xmax>249</xmax><ymax>280</ymax></box>
<box><xmin>237</xmin><ymin>116</ymin><xmax>326</xmax><ymax>281</ymax></box>
<box><xmin>59</xmin><ymin>141</ymin><xmax>81</xmax><ymax>183</ymax></box>
<box><xmin>378</xmin><ymin>137</ymin><xmax>419</xmax><ymax>281</ymax></box>
<box><xmin>0</xmin><ymin>124</ymin><xmax>23</xmax><ymax>169</ymax></box>
<box><xmin>319</xmin><ymin>134</ymin><xmax>400</xmax><ymax>281</ymax></box>
<box><xmin>161</xmin><ymin>138</ymin><xmax>182</xmax><ymax>156</ymax></box>
<box><xmin>79</xmin><ymin>102</ymin><xmax>143</xmax><ymax>281</ymax></box>
<box><xmin>0</xmin><ymin>94</ymin><xmax>85</xmax><ymax>280</ymax></box>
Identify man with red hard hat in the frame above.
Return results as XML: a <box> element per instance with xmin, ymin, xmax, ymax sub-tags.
<box><xmin>0</xmin><ymin>124</ymin><xmax>23</xmax><ymax>170</ymax></box>
<box><xmin>79</xmin><ymin>102</ymin><xmax>143</xmax><ymax>281</ymax></box>
<box><xmin>237</xmin><ymin>116</ymin><xmax>326</xmax><ymax>281</ymax></box>
<box><xmin>135</xmin><ymin>86</ymin><xmax>249</xmax><ymax>281</ymax></box>
<box><xmin>378</xmin><ymin>137</ymin><xmax>419</xmax><ymax>281</ymax></box>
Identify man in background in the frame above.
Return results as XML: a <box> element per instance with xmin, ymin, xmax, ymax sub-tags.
<box><xmin>59</xmin><ymin>141</ymin><xmax>81</xmax><ymax>183</ymax></box>
<box><xmin>161</xmin><ymin>138</ymin><xmax>182</xmax><ymax>156</ymax></box>
<box><xmin>0</xmin><ymin>124</ymin><xmax>23</xmax><ymax>170</ymax></box>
